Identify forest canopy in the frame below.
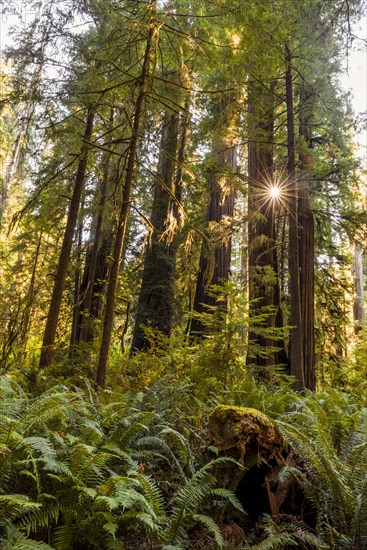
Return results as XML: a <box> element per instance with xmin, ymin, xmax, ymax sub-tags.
<box><xmin>0</xmin><ymin>0</ymin><xmax>367</xmax><ymax>548</ymax></box>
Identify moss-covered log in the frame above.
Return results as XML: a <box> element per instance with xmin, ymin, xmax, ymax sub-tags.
<box><xmin>208</xmin><ymin>406</ymin><xmax>313</xmax><ymax>524</ymax></box>
<box><xmin>208</xmin><ymin>405</ymin><xmax>287</xmax><ymax>465</ymax></box>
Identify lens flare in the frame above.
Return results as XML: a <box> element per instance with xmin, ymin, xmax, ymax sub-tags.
<box><xmin>248</xmin><ymin>164</ymin><xmax>307</xmax><ymax>227</ymax></box>
<box><xmin>269</xmin><ymin>186</ymin><xmax>281</xmax><ymax>200</ymax></box>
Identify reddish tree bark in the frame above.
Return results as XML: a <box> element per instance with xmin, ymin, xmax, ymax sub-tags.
<box><xmin>39</xmin><ymin>104</ymin><xmax>96</xmax><ymax>369</ymax></box>
<box><xmin>96</xmin><ymin>20</ymin><xmax>156</xmax><ymax>388</ymax></box>
<box><xmin>299</xmin><ymin>84</ymin><xmax>316</xmax><ymax>390</ymax></box>
<box><xmin>190</xmin><ymin>97</ymin><xmax>237</xmax><ymax>337</ymax></box>
<box><xmin>286</xmin><ymin>50</ymin><xmax>305</xmax><ymax>391</ymax></box>
<box><xmin>131</xmin><ymin>110</ymin><xmax>180</xmax><ymax>352</ymax></box>
<box><xmin>246</xmin><ymin>81</ymin><xmax>286</xmax><ymax>369</ymax></box>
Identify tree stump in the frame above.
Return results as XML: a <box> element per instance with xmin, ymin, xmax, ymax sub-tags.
<box><xmin>208</xmin><ymin>405</ymin><xmax>309</xmax><ymax>523</ymax></box>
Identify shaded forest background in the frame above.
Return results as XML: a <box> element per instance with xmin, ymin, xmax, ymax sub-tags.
<box><xmin>1</xmin><ymin>0</ymin><xmax>367</xmax><ymax>548</ymax></box>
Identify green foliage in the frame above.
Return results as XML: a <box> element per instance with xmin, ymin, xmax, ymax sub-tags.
<box><xmin>3</xmin><ymin>359</ymin><xmax>367</xmax><ymax>548</ymax></box>
<box><xmin>0</xmin><ymin>374</ymin><xmax>243</xmax><ymax>548</ymax></box>
<box><xmin>247</xmin><ymin>514</ymin><xmax>324</xmax><ymax>549</ymax></box>
<box><xmin>162</xmin><ymin>456</ymin><xmax>244</xmax><ymax>547</ymax></box>
<box><xmin>277</xmin><ymin>389</ymin><xmax>367</xmax><ymax>549</ymax></box>
<box><xmin>1</xmin><ymin>0</ymin><xmax>367</xmax><ymax>546</ymax></box>
<box><xmin>0</xmin><ymin>524</ymin><xmax>54</xmax><ymax>549</ymax></box>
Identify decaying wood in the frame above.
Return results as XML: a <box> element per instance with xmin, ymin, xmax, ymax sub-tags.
<box><xmin>208</xmin><ymin>405</ymin><xmax>309</xmax><ymax>523</ymax></box>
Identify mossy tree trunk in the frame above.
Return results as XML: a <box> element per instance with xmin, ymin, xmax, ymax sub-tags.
<box><xmin>190</xmin><ymin>97</ymin><xmax>237</xmax><ymax>337</ymax></box>
<box><xmin>131</xmin><ymin>110</ymin><xmax>180</xmax><ymax>352</ymax></box>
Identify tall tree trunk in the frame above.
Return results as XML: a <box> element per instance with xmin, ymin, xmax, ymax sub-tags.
<box><xmin>131</xmin><ymin>110</ymin><xmax>180</xmax><ymax>352</ymax></box>
<box><xmin>172</xmin><ymin>100</ymin><xmax>190</xmax><ymax>229</ymax></box>
<box><xmin>0</xmin><ymin>37</ymin><xmax>47</xmax><ymax>225</ymax></box>
<box><xmin>39</xmin><ymin>104</ymin><xmax>96</xmax><ymax>369</ymax></box>
<box><xmin>353</xmin><ymin>245</ymin><xmax>365</xmax><ymax>334</ymax></box>
<box><xmin>286</xmin><ymin>50</ymin><xmax>305</xmax><ymax>391</ymax></box>
<box><xmin>298</xmin><ymin>85</ymin><xmax>316</xmax><ymax>390</ymax></box>
<box><xmin>20</xmin><ymin>229</ymin><xmax>43</xmax><ymax>348</ymax></box>
<box><xmin>70</xmin><ymin>210</ymin><xmax>84</xmax><ymax>349</ymax></box>
<box><xmin>190</xmin><ymin>98</ymin><xmax>237</xmax><ymax>337</ymax></box>
<box><xmin>1</xmin><ymin>99</ymin><xmax>35</xmax><ymax>224</ymax></box>
<box><xmin>96</xmin><ymin>20</ymin><xmax>156</xmax><ymax>388</ymax></box>
<box><xmin>246</xmin><ymin>81</ymin><xmax>285</xmax><ymax>368</ymax></box>
<box><xmin>77</xmin><ymin>147</ymin><xmax>112</xmax><ymax>344</ymax></box>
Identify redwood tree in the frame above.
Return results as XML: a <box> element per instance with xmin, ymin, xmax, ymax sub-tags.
<box><xmin>286</xmin><ymin>48</ymin><xmax>305</xmax><ymax>391</ymax></box>
<box><xmin>131</xmin><ymin>109</ymin><xmax>180</xmax><ymax>352</ymax></box>
<box><xmin>96</xmin><ymin>11</ymin><xmax>157</xmax><ymax>387</ymax></box>
<box><xmin>190</xmin><ymin>95</ymin><xmax>237</xmax><ymax>337</ymax></box>
<box><xmin>39</xmin><ymin>103</ymin><xmax>96</xmax><ymax>369</ymax></box>
<box><xmin>298</xmin><ymin>83</ymin><xmax>316</xmax><ymax>390</ymax></box>
<box><xmin>246</xmin><ymin>80</ymin><xmax>286</xmax><ymax>369</ymax></box>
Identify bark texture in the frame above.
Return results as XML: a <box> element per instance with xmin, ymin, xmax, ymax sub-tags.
<box><xmin>190</xmin><ymin>97</ymin><xmax>237</xmax><ymax>337</ymax></box>
<box><xmin>96</xmin><ymin>20</ymin><xmax>156</xmax><ymax>387</ymax></box>
<box><xmin>247</xmin><ymin>81</ymin><xmax>285</xmax><ymax>369</ymax></box>
<box><xmin>208</xmin><ymin>406</ymin><xmax>311</xmax><ymax>523</ymax></box>
<box><xmin>131</xmin><ymin>110</ymin><xmax>180</xmax><ymax>352</ymax></box>
<box><xmin>286</xmin><ymin>52</ymin><xmax>305</xmax><ymax>391</ymax></box>
<box><xmin>299</xmin><ymin>85</ymin><xmax>316</xmax><ymax>390</ymax></box>
<box><xmin>39</xmin><ymin>105</ymin><xmax>96</xmax><ymax>369</ymax></box>
<box><xmin>76</xmin><ymin>152</ymin><xmax>111</xmax><ymax>345</ymax></box>
<box><xmin>353</xmin><ymin>245</ymin><xmax>365</xmax><ymax>334</ymax></box>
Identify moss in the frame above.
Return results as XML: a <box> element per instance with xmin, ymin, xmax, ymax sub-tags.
<box><xmin>210</xmin><ymin>405</ymin><xmax>272</xmax><ymax>425</ymax></box>
<box><xmin>208</xmin><ymin>405</ymin><xmax>287</xmax><ymax>465</ymax></box>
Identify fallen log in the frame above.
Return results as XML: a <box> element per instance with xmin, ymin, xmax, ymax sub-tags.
<box><xmin>208</xmin><ymin>405</ymin><xmax>313</xmax><ymax>524</ymax></box>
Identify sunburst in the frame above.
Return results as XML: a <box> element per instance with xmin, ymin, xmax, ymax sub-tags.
<box><xmin>268</xmin><ymin>186</ymin><xmax>281</xmax><ymax>200</ymax></box>
<box><xmin>248</xmin><ymin>164</ymin><xmax>306</xmax><ymax>224</ymax></box>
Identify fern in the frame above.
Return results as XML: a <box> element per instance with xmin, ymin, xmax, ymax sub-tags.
<box><xmin>275</xmin><ymin>389</ymin><xmax>367</xmax><ymax>548</ymax></box>
<box><xmin>159</xmin><ymin>426</ymin><xmax>195</xmax><ymax>477</ymax></box>
<box><xmin>193</xmin><ymin>514</ymin><xmax>224</xmax><ymax>547</ymax></box>
<box><xmin>0</xmin><ymin>524</ymin><xmax>54</xmax><ymax>549</ymax></box>
<box><xmin>163</xmin><ymin>457</ymin><xmax>243</xmax><ymax>546</ymax></box>
<box><xmin>0</xmin><ymin>495</ymin><xmax>42</xmax><ymax>526</ymax></box>
<box><xmin>248</xmin><ymin>515</ymin><xmax>325</xmax><ymax>550</ymax></box>
<box><xmin>0</xmin><ymin>374</ymin><xmax>245</xmax><ymax>548</ymax></box>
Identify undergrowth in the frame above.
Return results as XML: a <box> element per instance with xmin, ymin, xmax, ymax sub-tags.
<box><xmin>1</xmin><ymin>358</ymin><xmax>367</xmax><ymax>549</ymax></box>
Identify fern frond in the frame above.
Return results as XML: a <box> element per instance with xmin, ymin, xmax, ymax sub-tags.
<box><xmin>277</xmin><ymin>419</ymin><xmax>354</xmax><ymax>528</ymax></box>
<box><xmin>0</xmin><ymin>494</ymin><xmax>42</xmax><ymax>526</ymax></box>
<box><xmin>51</xmin><ymin>523</ymin><xmax>77</xmax><ymax>550</ymax></box>
<box><xmin>104</xmin><ymin>537</ymin><xmax>125</xmax><ymax>550</ymax></box>
<box><xmin>135</xmin><ymin>473</ymin><xmax>165</xmax><ymax>519</ymax></box>
<box><xmin>211</xmin><ymin>488</ymin><xmax>245</xmax><ymax>513</ymax></box>
<box><xmin>119</xmin><ymin>510</ymin><xmax>159</xmax><ymax>532</ymax></box>
<box><xmin>249</xmin><ymin>532</ymin><xmax>297</xmax><ymax>549</ymax></box>
<box><xmin>135</xmin><ymin>435</ymin><xmax>186</xmax><ymax>479</ymax></box>
<box><xmin>193</xmin><ymin>514</ymin><xmax>224</xmax><ymax>548</ymax></box>
<box><xmin>159</xmin><ymin>426</ymin><xmax>195</xmax><ymax>476</ymax></box>
<box><xmin>107</xmin><ymin>414</ymin><xmax>156</xmax><ymax>448</ymax></box>
<box><xmin>1</xmin><ymin>524</ymin><xmax>54</xmax><ymax>549</ymax></box>
<box><xmin>100</xmin><ymin>442</ymin><xmax>137</xmax><ymax>470</ymax></box>
<box><xmin>351</xmin><ymin>474</ymin><xmax>367</xmax><ymax>549</ymax></box>
<box><xmin>19</xmin><ymin>436</ymin><xmax>58</xmax><ymax>478</ymax></box>
<box><xmin>164</xmin><ymin>457</ymin><xmax>240</xmax><ymax>544</ymax></box>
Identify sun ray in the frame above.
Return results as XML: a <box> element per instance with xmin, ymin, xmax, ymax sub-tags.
<box><xmin>246</xmin><ymin>163</ymin><xmax>312</xmax><ymax>227</ymax></box>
